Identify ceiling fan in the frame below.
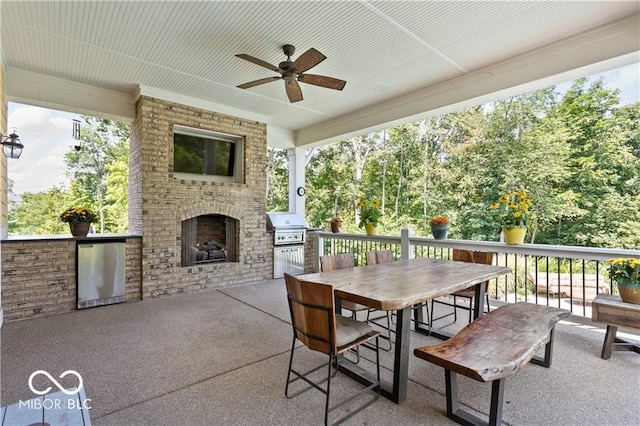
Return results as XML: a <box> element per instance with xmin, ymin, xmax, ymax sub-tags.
<box><xmin>236</xmin><ymin>44</ymin><xmax>346</xmax><ymax>103</ymax></box>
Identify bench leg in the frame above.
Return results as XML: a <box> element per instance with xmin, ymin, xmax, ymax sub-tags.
<box><xmin>601</xmin><ymin>325</ymin><xmax>617</xmax><ymax>359</ymax></box>
<box><xmin>489</xmin><ymin>379</ymin><xmax>505</xmax><ymax>426</ymax></box>
<box><xmin>530</xmin><ymin>328</ymin><xmax>555</xmax><ymax>368</ymax></box>
<box><xmin>445</xmin><ymin>369</ymin><xmax>505</xmax><ymax>426</ymax></box>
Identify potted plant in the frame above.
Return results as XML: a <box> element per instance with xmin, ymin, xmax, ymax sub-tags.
<box><xmin>329</xmin><ymin>215</ymin><xmax>342</xmax><ymax>233</ymax></box>
<box><xmin>608</xmin><ymin>258</ymin><xmax>640</xmax><ymax>304</ymax></box>
<box><xmin>429</xmin><ymin>215</ymin><xmax>450</xmax><ymax>240</ymax></box>
<box><xmin>60</xmin><ymin>207</ymin><xmax>98</xmax><ymax>237</ymax></box>
<box><xmin>490</xmin><ymin>190</ymin><xmax>534</xmax><ymax>244</ymax></box>
<box><xmin>357</xmin><ymin>195</ymin><xmax>382</xmax><ymax>235</ymax></box>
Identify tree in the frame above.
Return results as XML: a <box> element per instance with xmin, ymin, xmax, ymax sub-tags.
<box><xmin>65</xmin><ymin>116</ymin><xmax>130</xmax><ymax>233</ymax></box>
<box><xmin>305</xmin><ymin>139</ymin><xmax>362</xmax><ymax>230</ymax></box>
<box><xmin>266</xmin><ymin>147</ymin><xmax>289</xmax><ymax>212</ymax></box>
<box><xmin>544</xmin><ymin>79</ymin><xmax>640</xmax><ymax>247</ymax></box>
<box><xmin>8</xmin><ymin>187</ymin><xmax>72</xmax><ymax>235</ymax></box>
<box><xmin>265</xmin><ymin>77</ymin><xmax>639</xmax><ymax>248</ymax></box>
<box><xmin>103</xmin><ymin>139</ymin><xmax>129</xmax><ymax>233</ymax></box>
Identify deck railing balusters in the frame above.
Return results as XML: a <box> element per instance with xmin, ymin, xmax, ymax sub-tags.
<box><xmin>534</xmin><ymin>256</ymin><xmax>540</xmax><ymax>305</ymax></box>
<box><xmin>504</xmin><ymin>253</ymin><xmax>509</xmax><ymax>303</ymax></box>
<box><xmin>557</xmin><ymin>257</ymin><xmax>562</xmax><ymax>309</ymax></box>
<box><xmin>315</xmin><ymin>230</ymin><xmax>639</xmax><ymax>318</ymax></box>
<box><xmin>545</xmin><ymin>257</ymin><xmax>550</xmax><ymax>307</ymax></box>
<box><xmin>569</xmin><ymin>259</ymin><xmax>574</xmax><ymax>314</ymax></box>
<box><xmin>524</xmin><ymin>254</ymin><xmax>529</xmax><ymax>302</ymax></box>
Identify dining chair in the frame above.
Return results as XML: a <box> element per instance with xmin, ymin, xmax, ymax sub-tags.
<box><xmin>320</xmin><ymin>253</ymin><xmax>373</xmax><ymax>361</ymax></box>
<box><xmin>365</xmin><ymin>249</ymin><xmax>394</xmax><ymax>265</ymax></box>
<box><xmin>319</xmin><ymin>253</ymin><xmax>371</xmax><ymax>318</ymax></box>
<box><xmin>430</xmin><ymin>249</ymin><xmax>493</xmax><ymax>326</ymax></box>
<box><xmin>284</xmin><ymin>273</ymin><xmax>381</xmax><ymax>425</ymax></box>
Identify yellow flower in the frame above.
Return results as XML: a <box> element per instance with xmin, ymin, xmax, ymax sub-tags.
<box><xmin>609</xmin><ymin>258</ymin><xmax>640</xmax><ymax>283</ymax></box>
<box><xmin>491</xmin><ymin>189</ymin><xmax>533</xmax><ymax>229</ymax></box>
<box><xmin>357</xmin><ymin>195</ymin><xmax>382</xmax><ymax>228</ymax></box>
<box><xmin>60</xmin><ymin>206</ymin><xmax>98</xmax><ymax>224</ymax></box>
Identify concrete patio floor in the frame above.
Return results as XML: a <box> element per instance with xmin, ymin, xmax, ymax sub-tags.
<box><xmin>2</xmin><ymin>278</ymin><xmax>639</xmax><ymax>425</ymax></box>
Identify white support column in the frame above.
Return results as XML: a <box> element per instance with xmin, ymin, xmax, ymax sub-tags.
<box><xmin>401</xmin><ymin>227</ymin><xmax>415</xmax><ymax>260</ymax></box>
<box><xmin>287</xmin><ymin>147</ymin><xmax>306</xmax><ymax>216</ymax></box>
<box><xmin>315</xmin><ymin>232</ymin><xmax>324</xmax><ymax>273</ymax></box>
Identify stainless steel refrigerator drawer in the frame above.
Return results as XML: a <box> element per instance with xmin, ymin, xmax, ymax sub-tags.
<box><xmin>77</xmin><ymin>241</ymin><xmax>126</xmax><ymax>309</ymax></box>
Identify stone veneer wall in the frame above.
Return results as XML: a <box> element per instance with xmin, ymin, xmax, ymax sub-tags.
<box><xmin>130</xmin><ymin>96</ymin><xmax>272</xmax><ymax>298</ymax></box>
<box><xmin>1</xmin><ymin>237</ymin><xmax>142</xmax><ymax>321</ymax></box>
<box><xmin>304</xmin><ymin>235</ymin><xmax>318</xmax><ymax>273</ymax></box>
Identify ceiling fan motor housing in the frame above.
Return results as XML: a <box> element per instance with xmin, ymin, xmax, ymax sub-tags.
<box><xmin>282</xmin><ymin>44</ymin><xmax>296</xmax><ymax>57</ymax></box>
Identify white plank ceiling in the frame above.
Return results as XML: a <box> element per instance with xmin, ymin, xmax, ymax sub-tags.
<box><xmin>1</xmin><ymin>1</ymin><xmax>638</xmax><ymax>147</ymax></box>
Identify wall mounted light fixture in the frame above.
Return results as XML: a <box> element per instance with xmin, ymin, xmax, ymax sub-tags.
<box><xmin>1</xmin><ymin>130</ymin><xmax>24</xmax><ymax>159</ymax></box>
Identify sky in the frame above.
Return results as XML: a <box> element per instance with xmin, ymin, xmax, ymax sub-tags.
<box><xmin>6</xmin><ymin>62</ymin><xmax>640</xmax><ymax>195</ymax></box>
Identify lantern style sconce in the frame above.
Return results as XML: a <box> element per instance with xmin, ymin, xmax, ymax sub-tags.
<box><xmin>1</xmin><ymin>130</ymin><xmax>24</xmax><ymax>159</ymax></box>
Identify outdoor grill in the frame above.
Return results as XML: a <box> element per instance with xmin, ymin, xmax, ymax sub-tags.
<box><xmin>266</xmin><ymin>212</ymin><xmax>307</xmax><ymax>279</ymax></box>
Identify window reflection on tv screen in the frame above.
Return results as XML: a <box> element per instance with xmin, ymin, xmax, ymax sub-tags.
<box><xmin>174</xmin><ymin>133</ymin><xmax>235</xmax><ymax>177</ymax></box>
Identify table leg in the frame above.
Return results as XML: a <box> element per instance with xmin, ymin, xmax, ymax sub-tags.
<box><xmin>392</xmin><ymin>306</ymin><xmax>411</xmax><ymax>403</ymax></box>
<box><xmin>335</xmin><ymin>306</ymin><xmax>411</xmax><ymax>404</ymax></box>
<box><xmin>601</xmin><ymin>325</ymin><xmax>617</xmax><ymax>359</ymax></box>
<box><xmin>473</xmin><ymin>281</ymin><xmax>487</xmax><ymax>320</ymax></box>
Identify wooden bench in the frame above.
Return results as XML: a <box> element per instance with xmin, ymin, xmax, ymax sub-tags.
<box><xmin>414</xmin><ymin>303</ymin><xmax>569</xmax><ymax>426</ymax></box>
<box><xmin>591</xmin><ymin>294</ymin><xmax>640</xmax><ymax>359</ymax></box>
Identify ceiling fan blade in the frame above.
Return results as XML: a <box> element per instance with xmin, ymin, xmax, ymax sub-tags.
<box><xmin>236</xmin><ymin>54</ymin><xmax>284</xmax><ymax>74</ymax></box>
<box><xmin>237</xmin><ymin>76</ymin><xmax>281</xmax><ymax>89</ymax></box>
<box><xmin>291</xmin><ymin>48</ymin><xmax>326</xmax><ymax>74</ymax></box>
<box><xmin>298</xmin><ymin>74</ymin><xmax>346</xmax><ymax>91</ymax></box>
<box><xmin>285</xmin><ymin>79</ymin><xmax>303</xmax><ymax>103</ymax></box>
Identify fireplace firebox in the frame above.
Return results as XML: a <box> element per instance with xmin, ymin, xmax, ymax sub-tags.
<box><xmin>181</xmin><ymin>214</ymin><xmax>238</xmax><ymax>267</ymax></box>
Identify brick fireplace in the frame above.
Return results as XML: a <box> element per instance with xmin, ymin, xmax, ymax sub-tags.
<box><xmin>129</xmin><ymin>96</ymin><xmax>272</xmax><ymax>299</ymax></box>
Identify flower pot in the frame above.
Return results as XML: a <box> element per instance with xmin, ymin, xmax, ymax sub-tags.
<box><xmin>430</xmin><ymin>224</ymin><xmax>450</xmax><ymax>240</ymax></box>
<box><xmin>330</xmin><ymin>222</ymin><xmax>341</xmax><ymax>233</ymax></box>
<box><xmin>364</xmin><ymin>223</ymin><xmax>377</xmax><ymax>236</ymax></box>
<box><xmin>69</xmin><ymin>222</ymin><xmax>91</xmax><ymax>237</ymax></box>
<box><xmin>616</xmin><ymin>279</ymin><xmax>640</xmax><ymax>305</ymax></box>
<box><xmin>503</xmin><ymin>226</ymin><xmax>526</xmax><ymax>245</ymax></box>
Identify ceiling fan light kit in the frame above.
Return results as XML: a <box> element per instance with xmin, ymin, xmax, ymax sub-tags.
<box><xmin>236</xmin><ymin>44</ymin><xmax>346</xmax><ymax>103</ymax></box>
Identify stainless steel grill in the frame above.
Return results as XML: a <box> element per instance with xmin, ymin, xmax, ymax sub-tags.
<box><xmin>266</xmin><ymin>212</ymin><xmax>307</xmax><ymax>278</ymax></box>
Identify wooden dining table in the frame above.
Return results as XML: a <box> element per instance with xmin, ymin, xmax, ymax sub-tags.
<box><xmin>297</xmin><ymin>256</ymin><xmax>512</xmax><ymax>404</ymax></box>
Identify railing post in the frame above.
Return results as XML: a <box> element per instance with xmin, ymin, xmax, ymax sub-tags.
<box><xmin>401</xmin><ymin>227</ymin><xmax>415</xmax><ymax>260</ymax></box>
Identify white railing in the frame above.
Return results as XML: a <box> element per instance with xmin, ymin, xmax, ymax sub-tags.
<box><xmin>315</xmin><ymin>228</ymin><xmax>640</xmax><ymax>317</ymax></box>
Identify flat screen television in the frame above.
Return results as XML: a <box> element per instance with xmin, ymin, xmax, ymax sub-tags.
<box><xmin>173</xmin><ymin>126</ymin><xmax>243</xmax><ymax>182</ymax></box>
